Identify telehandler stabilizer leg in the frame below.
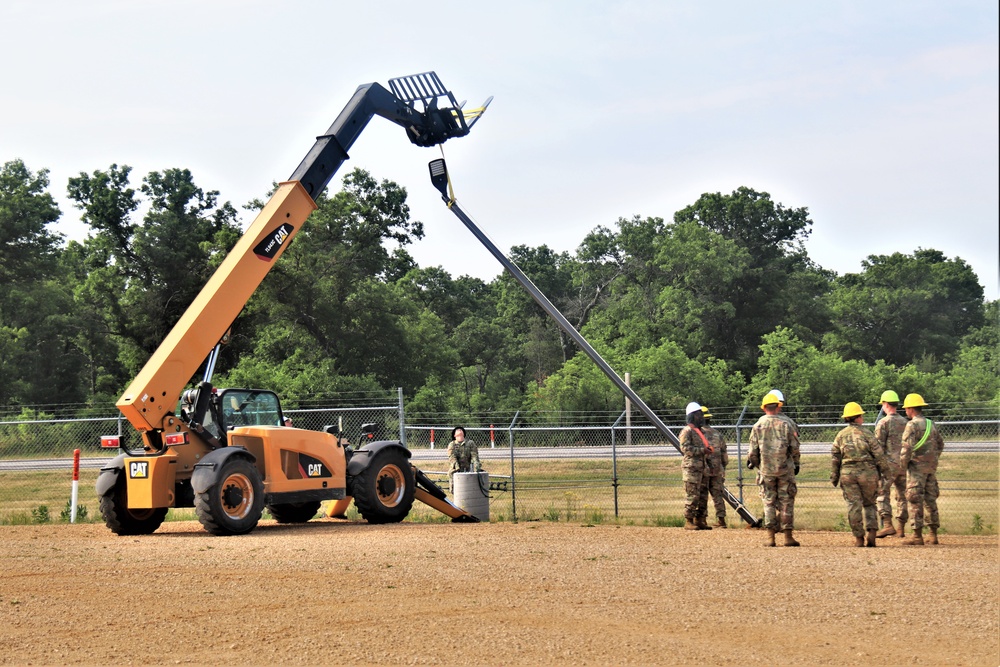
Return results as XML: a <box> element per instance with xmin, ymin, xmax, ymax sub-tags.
<box><xmin>414</xmin><ymin>487</ymin><xmax>480</xmax><ymax>523</ymax></box>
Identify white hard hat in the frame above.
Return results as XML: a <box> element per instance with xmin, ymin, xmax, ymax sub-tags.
<box><xmin>685</xmin><ymin>401</ymin><xmax>702</xmax><ymax>415</ymax></box>
<box><xmin>769</xmin><ymin>389</ymin><xmax>785</xmax><ymax>403</ymax></box>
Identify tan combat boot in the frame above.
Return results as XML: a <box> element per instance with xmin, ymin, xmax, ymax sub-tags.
<box><xmin>783</xmin><ymin>529</ymin><xmax>800</xmax><ymax>547</ymax></box>
<box><xmin>895</xmin><ymin>520</ymin><xmax>906</xmax><ymax>538</ymax></box>
<box><xmin>714</xmin><ymin>517</ymin><xmax>727</xmax><ymax>529</ymax></box>
<box><xmin>875</xmin><ymin>519</ymin><xmax>896</xmax><ymax>538</ymax></box>
<box><xmin>853</xmin><ymin>535</ymin><xmax>865</xmax><ymax>547</ymax></box>
<box><xmin>928</xmin><ymin>527</ymin><xmax>939</xmax><ymax>545</ymax></box>
<box><xmin>684</xmin><ymin>518</ymin><xmax>699</xmax><ymax>531</ymax></box>
<box><xmin>696</xmin><ymin>517</ymin><xmax>712</xmax><ymax>530</ymax></box>
<box><xmin>764</xmin><ymin>528</ymin><xmax>776</xmax><ymax>547</ymax></box>
<box><xmin>866</xmin><ymin>529</ymin><xmax>877</xmax><ymax>547</ymax></box>
<box><xmin>902</xmin><ymin>527</ymin><xmax>924</xmax><ymax>545</ymax></box>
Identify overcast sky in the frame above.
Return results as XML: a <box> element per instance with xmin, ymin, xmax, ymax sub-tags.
<box><xmin>4</xmin><ymin>1</ymin><xmax>998</xmax><ymax>300</ymax></box>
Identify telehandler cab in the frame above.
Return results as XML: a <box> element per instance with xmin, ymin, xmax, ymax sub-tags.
<box><xmin>95</xmin><ymin>72</ymin><xmax>490</xmax><ymax>535</ymax></box>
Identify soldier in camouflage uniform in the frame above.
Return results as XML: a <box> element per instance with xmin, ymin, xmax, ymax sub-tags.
<box><xmin>831</xmin><ymin>402</ymin><xmax>891</xmax><ymax>547</ymax></box>
<box><xmin>679</xmin><ymin>402</ymin><xmax>710</xmax><ymax>531</ymax></box>
<box><xmin>899</xmin><ymin>394</ymin><xmax>945</xmax><ymax>545</ymax></box>
<box><xmin>447</xmin><ymin>426</ymin><xmax>481</xmax><ymax>491</ymax></box>
<box><xmin>699</xmin><ymin>406</ymin><xmax>729</xmax><ymax>528</ymax></box>
<box><xmin>748</xmin><ymin>392</ymin><xmax>801</xmax><ymax>547</ymax></box>
<box><xmin>874</xmin><ymin>390</ymin><xmax>909</xmax><ymax>538</ymax></box>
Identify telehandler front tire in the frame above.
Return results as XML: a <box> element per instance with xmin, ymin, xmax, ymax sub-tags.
<box><xmin>98</xmin><ymin>470</ymin><xmax>168</xmax><ymax>536</ymax></box>
<box><xmin>352</xmin><ymin>449</ymin><xmax>414</xmax><ymax>524</ymax></box>
<box><xmin>266</xmin><ymin>501</ymin><xmax>321</xmax><ymax>524</ymax></box>
<box><xmin>195</xmin><ymin>457</ymin><xmax>264</xmax><ymax>536</ymax></box>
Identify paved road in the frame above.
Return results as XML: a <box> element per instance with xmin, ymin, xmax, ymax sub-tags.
<box><xmin>1</xmin><ymin>441</ymin><xmax>996</xmax><ymax>472</ymax></box>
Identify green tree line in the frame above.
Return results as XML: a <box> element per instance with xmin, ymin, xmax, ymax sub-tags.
<box><xmin>1</xmin><ymin>158</ymin><xmax>996</xmax><ymax>420</ymax></box>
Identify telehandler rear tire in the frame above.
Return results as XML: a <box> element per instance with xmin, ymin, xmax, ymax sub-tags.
<box><xmin>352</xmin><ymin>449</ymin><xmax>414</xmax><ymax>524</ymax></box>
<box><xmin>266</xmin><ymin>501</ymin><xmax>321</xmax><ymax>524</ymax></box>
<box><xmin>195</xmin><ymin>457</ymin><xmax>264</xmax><ymax>536</ymax></box>
<box><xmin>98</xmin><ymin>470</ymin><xmax>168</xmax><ymax>536</ymax></box>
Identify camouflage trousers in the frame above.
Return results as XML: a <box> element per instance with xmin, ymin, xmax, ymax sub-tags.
<box><xmin>698</xmin><ymin>474</ymin><xmax>726</xmax><ymax>520</ymax></box>
<box><xmin>877</xmin><ymin>465</ymin><xmax>908</xmax><ymax>524</ymax></box>
<box><xmin>759</xmin><ymin>474</ymin><xmax>797</xmax><ymax>530</ymax></box>
<box><xmin>684</xmin><ymin>471</ymin><xmax>707</xmax><ymax>520</ymax></box>
<box><xmin>906</xmin><ymin>470</ymin><xmax>940</xmax><ymax>530</ymax></box>
<box><xmin>840</xmin><ymin>467</ymin><xmax>879</xmax><ymax>538</ymax></box>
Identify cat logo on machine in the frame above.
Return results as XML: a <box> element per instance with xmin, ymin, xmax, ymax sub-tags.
<box><xmin>253</xmin><ymin>223</ymin><xmax>295</xmax><ymax>261</ymax></box>
<box><xmin>129</xmin><ymin>461</ymin><xmax>149</xmax><ymax>479</ymax></box>
<box><xmin>297</xmin><ymin>453</ymin><xmax>331</xmax><ymax>479</ymax></box>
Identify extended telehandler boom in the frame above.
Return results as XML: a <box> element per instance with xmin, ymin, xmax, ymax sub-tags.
<box><xmin>97</xmin><ymin>73</ymin><xmax>490</xmax><ymax>536</ymax></box>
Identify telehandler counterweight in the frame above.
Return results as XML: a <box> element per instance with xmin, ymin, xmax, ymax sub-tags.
<box><xmin>97</xmin><ymin>73</ymin><xmax>490</xmax><ymax>536</ymax></box>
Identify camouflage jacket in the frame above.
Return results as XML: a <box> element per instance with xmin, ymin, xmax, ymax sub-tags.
<box><xmin>874</xmin><ymin>413</ymin><xmax>907</xmax><ymax>462</ymax></box>
<box><xmin>703</xmin><ymin>425</ymin><xmax>728</xmax><ymax>476</ymax></box>
<box><xmin>749</xmin><ymin>414</ymin><xmax>799</xmax><ymax>478</ymax></box>
<box><xmin>678</xmin><ymin>425</ymin><xmax>706</xmax><ymax>477</ymax></box>
<box><xmin>447</xmin><ymin>439</ymin><xmax>481</xmax><ymax>474</ymax></box>
<box><xmin>900</xmin><ymin>416</ymin><xmax>944</xmax><ymax>474</ymax></box>
<box><xmin>776</xmin><ymin>411</ymin><xmax>799</xmax><ymax>438</ymax></box>
<box><xmin>831</xmin><ymin>424</ymin><xmax>890</xmax><ymax>480</ymax></box>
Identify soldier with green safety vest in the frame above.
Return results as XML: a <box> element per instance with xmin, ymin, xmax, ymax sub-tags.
<box><xmin>899</xmin><ymin>393</ymin><xmax>945</xmax><ymax>545</ymax></box>
<box><xmin>874</xmin><ymin>390</ymin><xmax>909</xmax><ymax>538</ymax></box>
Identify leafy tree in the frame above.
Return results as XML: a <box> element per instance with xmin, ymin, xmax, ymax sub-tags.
<box><xmin>824</xmin><ymin>249</ymin><xmax>986</xmax><ymax>367</ymax></box>
<box><xmin>673</xmin><ymin>187</ymin><xmax>832</xmax><ymax>373</ymax></box>
<box><xmin>0</xmin><ymin>160</ymin><xmax>87</xmax><ymax>406</ymax></box>
<box><xmin>227</xmin><ymin>169</ymin><xmax>446</xmax><ymax>395</ymax></box>
<box><xmin>531</xmin><ymin>340</ymin><xmax>742</xmax><ymax>416</ymax></box>
<box><xmin>67</xmin><ymin>165</ymin><xmax>242</xmax><ymax>382</ymax></box>
<box><xmin>0</xmin><ymin>159</ymin><xmax>63</xmax><ymax>286</ymax></box>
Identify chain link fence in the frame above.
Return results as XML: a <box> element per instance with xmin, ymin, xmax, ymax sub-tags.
<box><xmin>403</xmin><ymin>405</ymin><xmax>999</xmax><ymax>534</ymax></box>
<box><xmin>1</xmin><ymin>399</ymin><xmax>997</xmax><ymax>534</ymax></box>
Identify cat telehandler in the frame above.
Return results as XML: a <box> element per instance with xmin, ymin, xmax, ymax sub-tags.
<box><xmin>95</xmin><ymin>72</ymin><xmax>490</xmax><ymax>535</ymax></box>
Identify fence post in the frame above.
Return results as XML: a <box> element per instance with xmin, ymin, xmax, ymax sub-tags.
<box><xmin>397</xmin><ymin>387</ymin><xmax>406</xmax><ymax>448</ymax></box>
<box><xmin>611</xmin><ymin>410</ymin><xmax>626</xmax><ymax>518</ymax></box>
<box><xmin>508</xmin><ymin>412</ymin><xmax>519</xmax><ymax>523</ymax></box>
<box><xmin>735</xmin><ymin>405</ymin><xmax>748</xmax><ymax>505</ymax></box>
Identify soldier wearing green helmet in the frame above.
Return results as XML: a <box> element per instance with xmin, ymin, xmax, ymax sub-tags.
<box><xmin>874</xmin><ymin>390</ymin><xmax>909</xmax><ymax>538</ymax></box>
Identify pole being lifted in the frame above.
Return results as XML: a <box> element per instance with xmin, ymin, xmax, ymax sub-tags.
<box><xmin>427</xmin><ymin>158</ymin><xmax>759</xmax><ymax>527</ymax></box>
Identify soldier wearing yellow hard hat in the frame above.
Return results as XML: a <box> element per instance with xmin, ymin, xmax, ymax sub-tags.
<box><xmin>874</xmin><ymin>390</ymin><xmax>908</xmax><ymax>538</ymax></box>
<box><xmin>899</xmin><ymin>394</ymin><xmax>945</xmax><ymax>545</ymax></box>
<box><xmin>831</xmin><ymin>402</ymin><xmax>891</xmax><ymax>547</ymax></box>
<box><xmin>748</xmin><ymin>391</ymin><xmax>801</xmax><ymax>547</ymax></box>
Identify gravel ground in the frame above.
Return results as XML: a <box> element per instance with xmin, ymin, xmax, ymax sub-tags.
<box><xmin>0</xmin><ymin>520</ymin><xmax>997</xmax><ymax>665</ymax></box>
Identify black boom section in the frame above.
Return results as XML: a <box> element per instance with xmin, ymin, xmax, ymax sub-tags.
<box><xmin>290</xmin><ymin>72</ymin><xmax>473</xmax><ymax>200</ymax></box>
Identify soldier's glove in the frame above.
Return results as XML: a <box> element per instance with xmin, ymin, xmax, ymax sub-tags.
<box><xmin>831</xmin><ymin>475</ymin><xmax>839</xmax><ymax>487</ymax></box>
<box><xmin>746</xmin><ymin>459</ymin><xmax>755</xmax><ymax>470</ymax></box>
<box><xmin>794</xmin><ymin>464</ymin><xmax>800</xmax><ymax>475</ymax></box>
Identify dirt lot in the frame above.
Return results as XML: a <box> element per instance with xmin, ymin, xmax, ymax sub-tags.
<box><xmin>1</xmin><ymin>520</ymin><xmax>997</xmax><ymax>666</ymax></box>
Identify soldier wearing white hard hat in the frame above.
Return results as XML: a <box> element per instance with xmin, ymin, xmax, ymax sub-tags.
<box><xmin>679</xmin><ymin>402</ymin><xmax>711</xmax><ymax>530</ymax></box>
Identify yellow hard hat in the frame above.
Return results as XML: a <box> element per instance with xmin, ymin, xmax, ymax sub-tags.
<box><xmin>701</xmin><ymin>406</ymin><xmax>713</xmax><ymax>419</ymax></box>
<box><xmin>879</xmin><ymin>390</ymin><xmax>900</xmax><ymax>404</ymax></box>
<box><xmin>902</xmin><ymin>393</ymin><xmax>928</xmax><ymax>408</ymax></box>
<box><xmin>841</xmin><ymin>402</ymin><xmax>865</xmax><ymax>419</ymax></box>
<box><xmin>760</xmin><ymin>392</ymin><xmax>781</xmax><ymax>409</ymax></box>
